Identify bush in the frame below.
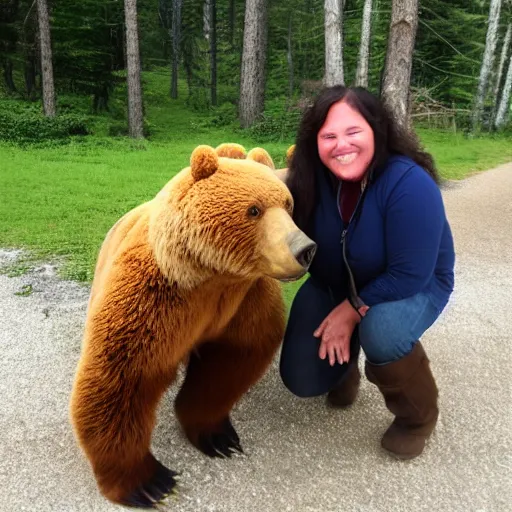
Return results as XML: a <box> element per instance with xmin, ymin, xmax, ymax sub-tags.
<box><xmin>193</xmin><ymin>102</ymin><xmax>238</xmax><ymax>129</ymax></box>
<box><xmin>108</xmin><ymin>121</ymin><xmax>129</xmax><ymax>137</ymax></box>
<box><xmin>246</xmin><ymin>99</ymin><xmax>303</xmax><ymax>142</ymax></box>
<box><xmin>0</xmin><ymin>105</ymin><xmax>89</xmax><ymax>144</ymax></box>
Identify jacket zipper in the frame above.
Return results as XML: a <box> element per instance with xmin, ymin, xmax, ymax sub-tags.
<box><xmin>337</xmin><ymin>180</ymin><xmax>368</xmax><ymax>312</ymax></box>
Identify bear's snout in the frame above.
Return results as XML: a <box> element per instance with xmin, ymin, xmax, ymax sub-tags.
<box><xmin>287</xmin><ymin>231</ymin><xmax>317</xmax><ymax>270</ymax></box>
<box><xmin>258</xmin><ymin>207</ymin><xmax>318</xmax><ymax>282</ymax></box>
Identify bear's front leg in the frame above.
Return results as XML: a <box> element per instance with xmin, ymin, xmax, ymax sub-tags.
<box><xmin>71</xmin><ymin>363</ymin><xmax>178</xmax><ymax>508</ymax></box>
<box><xmin>175</xmin><ymin>277</ymin><xmax>285</xmax><ymax>457</ymax></box>
<box><xmin>175</xmin><ymin>345</ymin><xmax>249</xmax><ymax>457</ymax></box>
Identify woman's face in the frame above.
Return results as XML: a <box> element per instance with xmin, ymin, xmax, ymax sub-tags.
<box><xmin>317</xmin><ymin>100</ymin><xmax>375</xmax><ymax>182</ymax></box>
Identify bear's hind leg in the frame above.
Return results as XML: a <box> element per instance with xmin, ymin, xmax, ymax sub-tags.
<box><xmin>71</xmin><ymin>366</ymin><xmax>179</xmax><ymax>508</ymax></box>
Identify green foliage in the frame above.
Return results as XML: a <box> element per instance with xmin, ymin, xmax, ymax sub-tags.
<box><xmin>107</xmin><ymin>121</ymin><xmax>130</xmax><ymax>137</ymax></box>
<box><xmin>2</xmin><ymin>0</ymin><xmax>510</xmax><ymax>136</ymax></box>
<box><xmin>51</xmin><ymin>0</ymin><xmax>125</xmax><ymax>102</ymax></box>
<box><xmin>413</xmin><ymin>0</ymin><xmax>488</xmax><ymax>107</ymax></box>
<box><xmin>199</xmin><ymin>102</ymin><xmax>238</xmax><ymax>128</ymax></box>
<box><xmin>0</xmin><ymin>101</ymin><xmax>89</xmax><ymax>144</ymax></box>
<box><xmin>0</xmin><ymin>0</ymin><xmax>124</xmax><ymax>108</ymax></box>
<box><xmin>245</xmin><ymin>99</ymin><xmax>303</xmax><ymax>142</ymax></box>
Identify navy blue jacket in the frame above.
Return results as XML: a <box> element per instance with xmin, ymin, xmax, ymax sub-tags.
<box><xmin>307</xmin><ymin>155</ymin><xmax>455</xmax><ymax>312</ymax></box>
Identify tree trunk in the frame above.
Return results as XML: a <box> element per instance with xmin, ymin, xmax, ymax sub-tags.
<box><xmin>36</xmin><ymin>0</ymin><xmax>56</xmax><ymax>117</ymax></box>
<box><xmin>355</xmin><ymin>0</ymin><xmax>372</xmax><ymax>88</ymax></box>
<box><xmin>239</xmin><ymin>0</ymin><xmax>268</xmax><ymax>128</ymax></box>
<box><xmin>324</xmin><ymin>0</ymin><xmax>344</xmax><ymax>86</ymax></box>
<box><xmin>93</xmin><ymin>84</ymin><xmax>110</xmax><ymax>113</ymax></box>
<box><xmin>24</xmin><ymin>53</ymin><xmax>37</xmax><ymax>100</ymax></box>
<box><xmin>472</xmin><ymin>0</ymin><xmax>502</xmax><ymax>132</ymax></box>
<box><xmin>3</xmin><ymin>59</ymin><xmax>17</xmax><ymax>93</ymax></box>
<box><xmin>170</xmin><ymin>0</ymin><xmax>182</xmax><ymax>99</ymax></box>
<box><xmin>381</xmin><ymin>0</ymin><xmax>419</xmax><ymax>128</ymax></box>
<box><xmin>210</xmin><ymin>0</ymin><xmax>217</xmax><ymax>106</ymax></box>
<box><xmin>124</xmin><ymin>0</ymin><xmax>144</xmax><ymax>138</ymax></box>
<box><xmin>492</xmin><ymin>22</ymin><xmax>511</xmax><ymax>126</ymax></box>
<box><xmin>203</xmin><ymin>0</ymin><xmax>210</xmax><ymax>38</ymax></box>
<box><xmin>495</xmin><ymin>51</ymin><xmax>512</xmax><ymax>129</ymax></box>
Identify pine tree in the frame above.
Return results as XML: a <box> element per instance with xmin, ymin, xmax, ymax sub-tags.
<box><xmin>239</xmin><ymin>0</ymin><xmax>268</xmax><ymax>127</ymax></box>
<box><xmin>381</xmin><ymin>0</ymin><xmax>419</xmax><ymax>127</ymax></box>
<box><xmin>472</xmin><ymin>0</ymin><xmax>502</xmax><ymax>131</ymax></box>
<box><xmin>324</xmin><ymin>0</ymin><xmax>344</xmax><ymax>86</ymax></box>
<box><xmin>356</xmin><ymin>0</ymin><xmax>373</xmax><ymax>88</ymax></box>
<box><xmin>124</xmin><ymin>0</ymin><xmax>144</xmax><ymax>137</ymax></box>
<box><xmin>36</xmin><ymin>0</ymin><xmax>56</xmax><ymax>116</ymax></box>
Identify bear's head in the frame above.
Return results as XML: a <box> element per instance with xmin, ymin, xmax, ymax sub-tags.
<box><xmin>149</xmin><ymin>144</ymin><xmax>316</xmax><ymax>289</ymax></box>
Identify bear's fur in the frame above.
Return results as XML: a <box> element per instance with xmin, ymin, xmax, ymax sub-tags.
<box><xmin>274</xmin><ymin>144</ymin><xmax>294</xmax><ymax>183</ymax></box>
<box><xmin>70</xmin><ymin>144</ymin><xmax>315</xmax><ymax>508</ymax></box>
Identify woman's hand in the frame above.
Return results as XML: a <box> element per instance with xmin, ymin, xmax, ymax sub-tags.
<box><xmin>314</xmin><ymin>299</ymin><xmax>368</xmax><ymax>366</ymax></box>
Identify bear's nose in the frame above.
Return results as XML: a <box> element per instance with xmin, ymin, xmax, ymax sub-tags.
<box><xmin>296</xmin><ymin>242</ymin><xmax>317</xmax><ymax>269</ymax></box>
<box><xmin>287</xmin><ymin>231</ymin><xmax>317</xmax><ymax>270</ymax></box>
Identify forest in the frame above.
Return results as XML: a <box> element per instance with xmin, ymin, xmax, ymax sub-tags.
<box><xmin>0</xmin><ymin>0</ymin><xmax>511</xmax><ymax>145</ymax></box>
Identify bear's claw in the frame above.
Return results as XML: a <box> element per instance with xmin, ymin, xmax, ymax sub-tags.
<box><xmin>122</xmin><ymin>460</ymin><xmax>179</xmax><ymax>509</ymax></box>
<box><xmin>198</xmin><ymin>418</ymin><xmax>244</xmax><ymax>458</ymax></box>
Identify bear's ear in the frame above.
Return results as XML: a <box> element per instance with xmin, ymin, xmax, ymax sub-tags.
<box><xmin>190</xmin><ymin>145</ymin><xmax>219</xmax><ymax>181</ymax></box>
<box><xmin>247</xmin><ymin>147</ymin><xmax>275</xmax><ymax>170</ymax></box>
<box><xmin>215</xmin><ymin>143</ymin><xmax>247</xmax><ymax>159</ymax></box>
<box><xmin>286</xmin><ymin>144</ymin><xmax>295</xmax><ymax>166</ymax></box>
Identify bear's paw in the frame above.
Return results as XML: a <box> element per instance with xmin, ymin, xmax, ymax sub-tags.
<box><xmin>121</xmin><ymin>459</ymin><xmax>179</xmax><ymax>509</ymax></box>
<box><xmin>196</xmin><ymin>417</ymin><xmax>244</xmax><ymax>458</ymax></box>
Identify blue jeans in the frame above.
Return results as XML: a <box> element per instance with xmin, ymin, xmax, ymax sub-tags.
<box><xmin>279</xmin><ymin>277</ymin><xmax>440</xmax><ymax>398</ymax></box>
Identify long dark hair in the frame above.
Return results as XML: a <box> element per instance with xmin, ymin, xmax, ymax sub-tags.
<box><xmin>287</xmin><ymin>85</ymin><xmax>440</xmax><ymax>235</ymax></box>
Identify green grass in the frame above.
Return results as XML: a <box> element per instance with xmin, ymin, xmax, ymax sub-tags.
<box><xmin>417</xmin><ymin>128</ymin><xmax>512</xmax><ymax>179</ymax></box>
<box><xmin>1</xmin><ymin>70</ymin><xmax>511</xmax><ymax>300</ymax></box>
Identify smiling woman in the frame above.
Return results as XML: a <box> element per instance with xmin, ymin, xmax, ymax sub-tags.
<box><xmin>280</xmin><ymin>85</ymin><xmax>455</xmax><ymax>461</ymax></box>
<box><xmin>317</xmin><ymin>101</ymin><xmax>375</xmax><ymax>182</ymax></box>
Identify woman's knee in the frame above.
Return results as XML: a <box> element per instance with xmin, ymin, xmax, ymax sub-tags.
<box><xmin>358</xmin><ymin>306</ymin><xmax>416</xmax><ymax>364</ymax></box>
<box><xmin>358</xmin><ymin>294</ymin><xmax>440</xmax><ymax>364</ymax></box>
<box><xmin>279</xmin><ymin>365</ymin><xmax>319</xmax><ymax>398</ymax></box>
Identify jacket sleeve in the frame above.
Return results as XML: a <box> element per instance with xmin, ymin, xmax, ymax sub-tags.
<box><xmin>358</xmin><ymin>168</ymin><xmax>446</xmax><ymax>307</ymax></box>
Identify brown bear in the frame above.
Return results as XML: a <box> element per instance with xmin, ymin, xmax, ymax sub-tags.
<box><xmin>69</xmin><ymin>143</ymin><xmax>316</xmax><ymax>508</ymax></box>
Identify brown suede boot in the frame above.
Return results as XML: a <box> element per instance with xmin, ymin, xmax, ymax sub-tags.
<box><xmin>327</xmin><ymin>362</ymin><xmax>361</xmax><ymax>407</ymax></box>
<box><xmin>365</xmin><ymin>342</ymin><xmax>439</xmax><ymax>460</ymax></box>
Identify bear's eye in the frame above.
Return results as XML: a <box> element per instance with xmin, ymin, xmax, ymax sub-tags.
<box><xmin>247</xmin><ymin>205</ymin><xmax>261</xmax><ymax>218</ymax></box>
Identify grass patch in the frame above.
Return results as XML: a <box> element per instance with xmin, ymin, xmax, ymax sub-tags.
<box><xmin>417</xmin><ymin>128</ymin><xmax>512</xmax><ymax>180</ymax></box>
<box><xmin>2</xmin><ymin>261</ymin><xmax>32</xmax><ymax>278</ymax></box>
<box><xmin>14</xmin><ymin>284</ymin><xmax>34</xmax><ymax>297</ymax></box>
<box><xmin>0</xmin><ymin>70</ymin><xmax>511</xmax><ymax>307</ymax></box>
<box><xmin>0</xmin><ymin>136</ymin><xmax>293</xmax><ymax>282</ymax></box>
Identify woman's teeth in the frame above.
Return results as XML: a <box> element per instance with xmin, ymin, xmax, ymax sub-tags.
<box><xmin>335</xmin><ymin>153</ymin><xmax>357</xmax><ymax>164</ymax></box>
